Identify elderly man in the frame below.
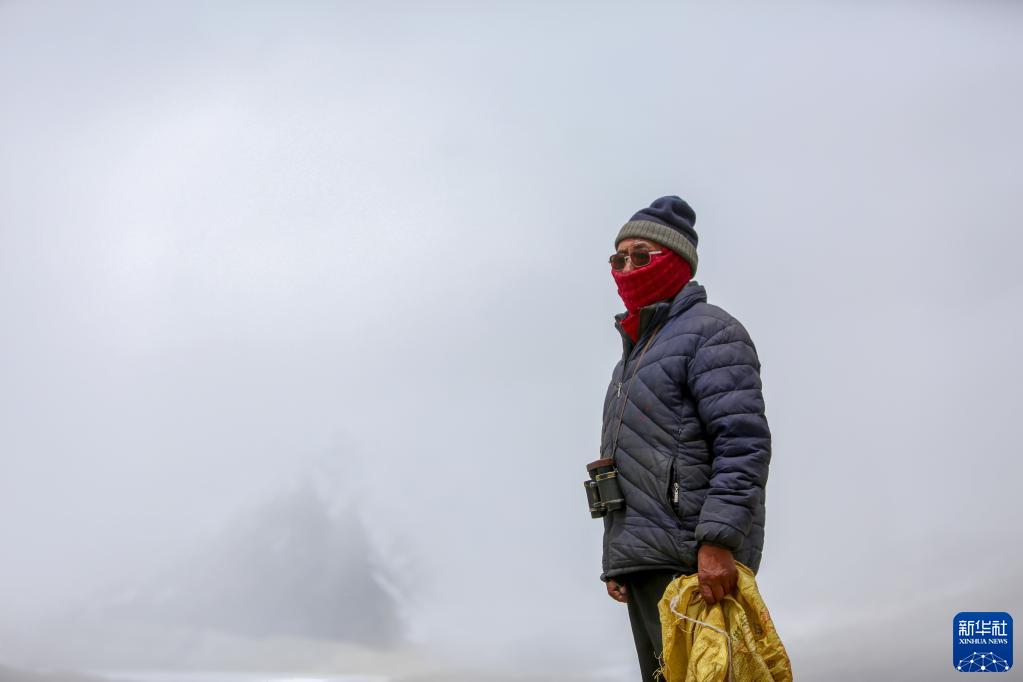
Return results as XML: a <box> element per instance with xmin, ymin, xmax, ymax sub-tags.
<box><xmin>592</xmin><ymin>196</ymin><xmax>773</xmax><ymax>680</ymax></box>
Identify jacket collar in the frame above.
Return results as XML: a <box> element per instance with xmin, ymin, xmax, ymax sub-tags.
<box><xmin>666</xmin><ymin>279</ymin><xmax>708</xmax><ymax>319</ymax></box>
<box><xmin>614</xmin><ymin>280</ymin><xmax>707</xmax><ymax>356</ymax></box>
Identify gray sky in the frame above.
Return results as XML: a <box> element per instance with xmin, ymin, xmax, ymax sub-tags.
<box><xmin>1</xmin><ymin>1</ymin><xmax>1022</xmax><ymax>678</ymax></box>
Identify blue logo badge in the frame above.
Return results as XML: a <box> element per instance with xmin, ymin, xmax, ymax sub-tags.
<box><xmin>953</xmin><ymin>612</ymin><xmax>1013</xmax><ymax>672</ymax></box>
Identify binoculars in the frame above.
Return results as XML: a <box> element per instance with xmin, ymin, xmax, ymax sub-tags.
<box><xmin>583</xmin><ymin>457</ymin><xmax>624</xmax><ymax>519</ymax></box>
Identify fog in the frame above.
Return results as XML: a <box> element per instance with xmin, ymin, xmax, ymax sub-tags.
<box><xmin>1</xmin><ymin>1</ymin><xmax>1021</xmax><ymax>680</ymax></box>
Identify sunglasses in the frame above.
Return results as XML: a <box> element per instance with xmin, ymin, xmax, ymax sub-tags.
<box><xmin>609</xmin><ymin>248</ymin><xmax>663</xmax><ymax>271</ymax></box>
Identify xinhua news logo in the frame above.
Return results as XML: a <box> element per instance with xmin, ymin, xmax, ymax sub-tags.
<box><xmin>953</xmin><ymin>612</ymin><xmax>1013</xmax><ymax>672</ymax></box>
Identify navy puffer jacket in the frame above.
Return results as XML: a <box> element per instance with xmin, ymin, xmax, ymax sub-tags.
<box><xmin>600</xmin><ymin>280</ymin><xmax>771</xmax><ymax>581</ymax></box>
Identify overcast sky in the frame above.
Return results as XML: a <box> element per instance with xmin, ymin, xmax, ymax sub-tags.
<box><xmin>1</xmin><ymin>1</ymin><xmax>1022</xmax><ymax>679</ymax></box>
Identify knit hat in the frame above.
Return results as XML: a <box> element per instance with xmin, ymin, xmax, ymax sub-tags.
<box><xmin>615</xmin><ymin>196</ymin><xmax>699</xmax><ymax>275</ymax></box>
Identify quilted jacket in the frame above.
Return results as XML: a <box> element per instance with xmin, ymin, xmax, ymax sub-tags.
<box><xmin>600</xmin><ymin>280</ymin><xmax>771</xmax><ymax>581</ymax></box>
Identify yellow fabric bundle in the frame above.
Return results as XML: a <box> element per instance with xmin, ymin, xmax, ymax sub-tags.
<box><xmin>656</xmin><ymin>562</ymin><xmax>793</xmax><ymax>682</ymax></box>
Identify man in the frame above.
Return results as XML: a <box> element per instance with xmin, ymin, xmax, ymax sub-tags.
<box><xmin>596</xmin><ymin>196</ymin><xmax>772</xmax><ymax>680</ymax></box>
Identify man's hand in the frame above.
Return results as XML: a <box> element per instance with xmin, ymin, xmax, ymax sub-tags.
<box><xmin>606</xmin><ymin>578</ymin><xmax>628</xmax><ymax>603</ymax></box>
<box><xmin>697</xmin><ymin>543</ymin><xmax>738</xmax><ymax>605</ymax></box>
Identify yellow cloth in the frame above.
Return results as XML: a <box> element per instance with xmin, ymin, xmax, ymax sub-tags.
<box><xmin>657</xmin><ymin>562</ymin><xmax>793</xmax><ymax>682</ymax></box>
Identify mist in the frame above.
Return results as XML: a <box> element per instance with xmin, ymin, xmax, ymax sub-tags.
<box><xmin>1</xmin><ymin>1</ymin><xmax>1021</xmax><ymax>680</ymax></box>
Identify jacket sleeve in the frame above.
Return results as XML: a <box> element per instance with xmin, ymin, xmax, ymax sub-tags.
<box><xmin>686</xmin><ymin>317</ymin><xmax>771</xmax><ymax>553</ymax></box>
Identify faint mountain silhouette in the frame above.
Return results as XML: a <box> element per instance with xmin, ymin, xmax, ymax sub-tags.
<box><xmin>103</xmin><ymin>479</ymin><xmax>403</xmax><ymax>647</ymax></box>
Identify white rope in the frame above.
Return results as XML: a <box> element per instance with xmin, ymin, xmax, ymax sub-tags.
<box><xmin>668</xmin><ymin>590</ymin><xmax>735</xmax><ymax>682</ymax></box>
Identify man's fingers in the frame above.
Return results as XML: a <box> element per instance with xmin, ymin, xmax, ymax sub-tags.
<box><xmin>722</xmin><ymin>569</ymin><xmax>738</xmax><ymax>598</ymax></box>
<box><xmin>606</xmin><ymin>580</ymin><xmax>628</xmax><ymax>603</ymax></box>
<box><xmin>699</xmin><ymin>576</ymin><xmax>731</xmax><ymax>605</ymax></box>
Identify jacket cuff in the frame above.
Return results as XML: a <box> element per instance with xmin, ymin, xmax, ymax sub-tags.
<box><xmin>695</xmin><ymin>521</ymin><xmax>745</xmax><ymax>552</ymax></box>
<box><xmin>698</xmin><ymin>540</ymin><xmax>733</xmax><ymax>551</ymax></box>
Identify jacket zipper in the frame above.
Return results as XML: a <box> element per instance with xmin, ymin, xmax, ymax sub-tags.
<box><xmin>667</xmin><ymin>457</ymin><xmax>680</xmax><ymax>511</ymax></box>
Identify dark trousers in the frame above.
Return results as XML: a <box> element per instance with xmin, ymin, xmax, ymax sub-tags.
<box><xmin>620</xmin><ymin>569</ymin><xmax>683</xmax><ymax>681</ymax></box>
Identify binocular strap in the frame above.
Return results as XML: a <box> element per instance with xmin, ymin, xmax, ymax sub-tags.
<box><xmin>610</xmin><ymin>324</ymin><xmax>664</xmax><ymax>463</ymax></box>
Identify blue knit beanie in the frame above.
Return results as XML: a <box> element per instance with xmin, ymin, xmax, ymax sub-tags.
<box><xmin>615</xmin><ymin>196</ymin><xmax>699</xmax><ymax>275</ymax></box>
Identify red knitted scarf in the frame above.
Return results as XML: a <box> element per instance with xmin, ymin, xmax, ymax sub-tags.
<box><xmin>612</xmin><ymin>250</ymin><xmax>693</xmax><ymax>342</ymax></box>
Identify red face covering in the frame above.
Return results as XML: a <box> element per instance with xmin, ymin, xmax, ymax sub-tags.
<box><xmin>612</xmin><ymin>249</ymin><xmax>693</xmax><ymax>342</ymax></box>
